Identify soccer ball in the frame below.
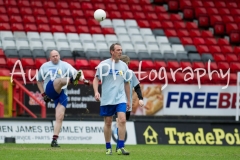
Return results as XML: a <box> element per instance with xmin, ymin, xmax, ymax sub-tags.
<box><xmin>94</xmin><ymin>9</ymin><xmax>106</xmax><ymax>22</ymax></box>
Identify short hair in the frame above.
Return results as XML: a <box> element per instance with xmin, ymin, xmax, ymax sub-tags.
<box><xmin>120</xmin><ymin>55</ymin><xmax>130</xmax><ymax>64</ymax></box>
<box><xmin>110</xmin><ymin>43</ymin><xmax>121</xmax><ymax>53</ymax></box>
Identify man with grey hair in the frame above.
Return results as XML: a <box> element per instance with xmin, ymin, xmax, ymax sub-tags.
<box><xmin>36</xmin><ymin>50</ymin><xmax>89</xmax><ymax>147</ymax></box>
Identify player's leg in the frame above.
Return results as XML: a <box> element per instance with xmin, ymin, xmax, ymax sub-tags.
<box><xmin>51</xmin><ymin>90</ymin><xmax>68</xmax><ymax>147</ymax></box>
<box><xmin>51</xmin><ymin>102</ymin><xmax>66</xmax><ymax>147</ymax></box>
<box><xmin>53</xmin><ymin>78</ymin><xmax>70</xmax><ymax>93</ymax></box>
<box><xmin>104</xmin><ymin>116</ymin><xmax>113</xmax><ymax>155</ymax></box>
<box><xmin>116</xmin><ymin>103</ymin><xmax>130</xmax><ymax>155</ymax></box>
<box><xmin>115</xmin><ymin>117</ymin><xmax>119</xmax><ymax>152</ymax></box>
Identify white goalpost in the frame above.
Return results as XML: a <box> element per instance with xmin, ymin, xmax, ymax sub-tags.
<box><xmin>236</xmin><ymin>72</ymin><xmax>240</xmax><ymax>121</ymax></box>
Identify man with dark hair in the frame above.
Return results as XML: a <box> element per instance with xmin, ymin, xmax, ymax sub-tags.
<box><xmin>37</xmin><ymin>50</ymin><xmax>89</xmax><ymax>147</ymax></box>
<box><xmin>93</xmin><ymin>43</ymin><xmax>131</xmax><ymax>155</ymax></box>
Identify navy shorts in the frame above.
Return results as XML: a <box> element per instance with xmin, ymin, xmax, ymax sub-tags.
<box><xmin>100</xmin><ymin>103</ymin><xmax>126</xmax><ymax>116</ymax></box>
<box><xmin>45</xmin><ymin>80</ymin><xmax>68</xmax><ymax>108</ymax></box>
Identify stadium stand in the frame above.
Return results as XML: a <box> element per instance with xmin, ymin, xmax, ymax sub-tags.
<box><xmin>0</xmin><ymin>0</ymin><xmax>239</xmax><ymax>85</ymax></box>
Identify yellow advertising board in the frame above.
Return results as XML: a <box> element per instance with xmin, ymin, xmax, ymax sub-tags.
<box><xmin>0</xmin><ymin>76</ymin><xmax>12</xmax><ymax>117</ymax></box>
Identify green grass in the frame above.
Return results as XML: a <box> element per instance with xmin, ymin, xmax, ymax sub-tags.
<box><xmin>0</xmin><ymin>144</ymin><xmax>239</xmax><ymax>160</ymax></box>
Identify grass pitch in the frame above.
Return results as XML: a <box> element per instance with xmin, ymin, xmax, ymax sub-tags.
<box><xmin>0</xmin><ymin>144</ymin><xmax>239</xmax><ymax>160</ymax></box>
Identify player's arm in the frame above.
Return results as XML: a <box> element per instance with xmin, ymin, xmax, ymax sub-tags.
<box><xmin>36</xmin><ymin>81</ymin><xmax>44</xmax><ymax>94</ymax></box>
<box><xmin>134</xmin><ymin>84</ymin><xmax>143</xmax><ymax>100</ymax></box>
<box><xmin>93</xmin><ymin>76</ymin><xmax>100</xmax><ymax>101</ymax></box>
<box><xmin>124</xmin><ymin>82</ymin><xmax>131</xmax><ymax>107</ymax></box>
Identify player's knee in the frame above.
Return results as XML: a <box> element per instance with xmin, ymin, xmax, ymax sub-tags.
<box><xmin>56</xmin><ymin>112</ymin><xmax>64</xmax><ymax>121</ymax></box>
<box><xmin>118</xmin><ymin>115</ymin><xmax>126</xmax><ymax>124</ymax></box>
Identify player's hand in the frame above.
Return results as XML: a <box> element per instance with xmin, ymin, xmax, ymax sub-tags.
<box><xmin>41</xmin><ymin>93</ymin><xmax>51</xmax><ymax>103</ymax></box>
<box><xmin>126</xmin><ymin>101</ymin><xmax>130</xmax><ymax>111</ymax></box>
<box><xmin>94</xmin><ymin>92</ymin><xmax>101</xmax><ymax>102</ymax></box>
<box><xmin>139</xmin><ymin>100</ymin><xmax>144</xmax><ymax>107</ymax></box>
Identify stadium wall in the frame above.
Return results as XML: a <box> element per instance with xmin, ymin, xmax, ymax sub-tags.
<box><xmin>1</xmin><ymin>118</ymin><xmax>240</xmax><ymax>146</ymax></box>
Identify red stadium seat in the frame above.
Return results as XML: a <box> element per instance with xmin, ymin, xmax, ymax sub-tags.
<box><xmin>146</xmin><ymin>13</ymin><xmax>158</xmax><ymax>20</ymax></box>
<box><xmin>218</xmin><ymin>38</ymin><xmax>229</xmax><ymax>46</ymax></box>
<box><xmin>142</xmin><ymin>5</ymin><xmax>155</xmax><ymax>12</ymax></box>
<box><xmin>75</xmin><ymin>59</ymin><xmax>89</xmax><ymax>69</ymax></box>
<box><xmin>230</xmin><ymin>33</ymin><xmax>240</xmax><ymax>44</ymax></box>
<box><xmin>64</xmin><ymin>25</ymin><xmax>77</xmax><ymax>33</ymax></box>
<box><xmin>10</xmin><ymin>15</ymin><xmax>22</xmax><ymax>23</ymax></box>
<box><xmin>154</xmin><ymin>6</ymin><xmax>166</xmax><ymax>12</ymax></box>
<box><xmin>207</xmin><ymin>8</ymin><xmax>218</xmax><ymax>15</ymax></box>
<box><xmin>23</xmin><ymin>16</ymin><xmax>35</xmax><ymax>23</ymax></box>
<box><xmin>38</xmin><ymin>24</ymin><xmax>51</xmax><ymax>32</ymax></box>
<box><xmin>223</xmin><ymin>16</ymin><xmax>234</xmax><ymax>24</ymax></box>
<box><xmin>177</xmin><ymin>29</ymin><xmax>189</xmax><ymax>37</ymax></box>
<box><xmin>230</xmin><ymin>73</ymin><xmax>237</xmax><ymax>84</ymax></box>
<box><xmin>205</xmin><ymin>38</ymin><xmax>217</xmax><ymax>45</ymax></box>
<box><xmin>82</xmin><ymin>70</ymin><xmax>95</xmax><ymax>80</ymax></box>
<box><xmin>204</xmin><ymin>2</ymin><xmax>214</xmax><ymax>8</ymax></box>
<box><xmin>0</xmin><ymin>14</ymin><xmax>9</xmax><ymax>22</ymax></box>
<box><xmin>62</xmin><ymin>17</ymin><xmax>74</xmax><ymax>25</ymax></box>
<box><xmin>7</xmin><ymin>7</ymin><xmax>20</xmax><ymax>15</ymax></box>
<box><xmin>168</xmin><ymin>1</ymin><xmax>179</xmax><ymax>12</ymax></box>
<box><xmin>167</xmin><ymin>61</ymin><xmax>180</xmax><ymax>71</ymax></box>
<box><xmin>213</xmin><ymin>54</ymin><xmax>226</xmax><ymax>62</ymax></box>
<box><xmin>89</xmin><ymin>59</ymin><xmax>101</xmax><ymax>70</ymax></box>
<box><xmin>192</xmin><ymin>62</ymin><xmax>204</xmax><ymax>70</ymax></box>
<box><xmin>51</xmin><ymin>25</ymin><xmax>64</xmax><ymax>32</ymax></box>
<box><xmin>134</xmin><ymin>12</ymin><xmax>146</xmax><ymax>20</ymax></box>
<box><xmin>193</xmin><ymin>0</ymin><xmax>203</xmax><ymax>7</ymax></box>
<box><xmin>0</xmin><ymin>57</ymin><xmax>7</xmax><ymax>67</ymax></box>
<box><xmin>94</xmin><ymin>3</ymin><xmax>106</xmax><ymax>10</ymax></box>
<box><xmin>170</xmin><ymin>14</ymin><xmax>182</xmax><ymax>21</ymax></box>
<box><xmin>198</xmin><ymin>16</ymin><xmax>209</xmax><ymax>28</ymax></box>
<box><xmin>62</xmin><ymin>58</ymin><xmax>75</xmax><ymax>67</ymax></box>
<box><xmin>234</xmin><ymin>47</ymin><xmax>240</xmax><ymax>55</ymax></box>
<box><xmin>149</xmin><ymin>21</ymin><xmax>161</xmax><ymax>29</ymax></box>
<box><xmin>174</xmin><ymin>22</ymin><xmax>186</xmax><ymax>29</ymax></box>
<box><xmin>221</xmin><ymin>46</ymin><xmax>233</xmax><ymax>53</ymax></box>
<box><xmin>0</xmin><ymin>49</ymin><xmax>5</xmax><ymax>58</ymax></box>
<box><xmin>5</xmin><ymin>0</ymin><xmax>17</xmax><ymax>6</ymax></box>
<box><xmin>196</xmin><ymin>45</ymin><xmax>209</xmax><ymax>54</ymax></box>
<box><xmin>214</xmin><ymin>24</ymin><xmax>225</xmax><ymax>36</ymax></box>
<box><xmin>35</xmin><ymin>58</ymin><xmax>47</xmax><ymax>69</ymax></box>
<box><xmin>180</xmin><ymin>61</ymin><xmax>192</xmax><ymax>69</ymax></box>
<box><xmin>130</xmin><ymin>5</ymin><xmax>142</xmax><ymax>12</ymax></box>
<box><xmin>11</xmin><ymin>23</ymin><xmax>24</xmax><ymax>31</ymax></box>
<box><xmin>154</xmin><ymin>61</ymin><xmax>166</xmax><ymax>70</ymax></box>
<box><xmin>0</xmin><ymin>69</ymin><xmax>10</xmax><ymax>76</ymax></box>
<box><xmin>141</xmin><ymin>60</ymin><xmax>154</xmax><ymax>70</ymax></box>
<box><xmin>106</xmin><ymin>3</ymin><xmax>118</xmax><ymax>11</ymax></box>
<box><xmin>226</xmin><ymin>54</ymin><xmax>238</xmax><ymax>62</ymax></box>
<box><xmin>20</xmin><ymin>7</ymin><xmax>32</xmax><ymax>15</ymax></box>
<box><xmin>81</xmin><ymin>2</ymin><xmax>93</xmax><ymax>10</ymax></box>
<box><xmin>209</xmin><ymin>45</ymin><xmax>221</xmax><ymax>53</ymax></box>
<box><xmin>75</xmin><ymin>18</ymin><xmax>87</xmax><ymax>26</ymax></box>
<box><xmin>0</xmin><ymin>6</ymin><xmax>6</xmax><ymax>14</ymax></box>
<box><xmin>129</xmin><ymin>60</ymin><xmax>139</xmax><ymax>70</ymax></box>
<box><xmin>218</xmin><ymin>62</ymin><xmax>230</xmax><ymax>72</ymax></box>
<box><xmin>205</xmin><ymin>61</ymin><xmax>218</xmax><ymax>71</ymax></box>
<box><xmin>33</xmin><ymin>8</ymin><xmax>45</xmax><ymax>16</ymax></box>
<box><xmin>89</xmin><ymin>26</ymin><xmax>102</xmax><ymax>34</ymax></box>
<box><xmin>0</xmin><ymin>23</ymin><xmax>11</xmax><ymax>31</ymax></box>
<box><xmin>25</xmin><ymin>24</ymin><xmax>38</xmax><ymax>32</ymax></box>
<box><xmin>77</xmin><ymin>25</ymin><xmax>89</xmax><ymax>34</ymax></box>
<box><xmin>43</xmin><ymin>1</ymin><xmax>55</xmax><ymax>8</ymax></box>
<box><xmin>189</xmin><ymin>30</ymin><xmax>201</xmax><ymax>37</ymax></box>
<box><xmin>87</xmin><ymin>19</ymin><xmax>101</xmax><ymax>26</ymax></box>
<box><xmin>158</xmin><ymin>13</ymin><xmax>170</xmax><ymax>20</ymax></box>
<box><xmin>46</xmin><ymin>8</ymin><xmax>58</xmax><ymax>17</ymax></box>
<box><xmin>31</xmin><ymin>12</ymin><xmax>45</xmax><ymax>23</ymax></box>
<box><xmin>122</xmin><ymin>12</ymin><xmax>134</xmax><ymax>19</ymax></box>
<box><xmin>215</xmin><ymin>1</ymin><xmax>226</xmax><ymax>8</ymax></box>
<box><xmin>102</xmin><ymin>28</ymin><xmax>115</xmax><ymax>34</ymax></box>
<box><xmin>226</xmin><ymin>2</ymin><xmax>238</xmax><ymax>8</ymax></box>
<box><xmin>31</xmin><ymin>1</ymin><xmax>43</xmax><ymax>8</ymax></box>
<box><xmin>137</xmin><ymin>20</ymin><xmax>150</xmax><ymax>28</ymax></box>
<box><xmin>165</xmin><ymin>29</ymin><xmax>177</xmax><ymax>37</ymax></box>
<box><xmin>180</xmin><ymin>0</ymin><xmax>192</xmax><ymax>9</ymax></box>
<box><xmin>193</xmin><ymin>38</ymin><xmax>205</xmax><ymax>45</ymax></box>
<box><xmin>49</xmin><ymin>17</ymin><xmax>61</xmax><ymax>25</ymax></box>
<box><xmin>56</xmin><ymin>1</ymin><xmax>69</xmax><ymax>9</ymax></box>
<box><xmin>210</xmin><ymin>15</ymin><xmax>222</xmax><ymax>26</ymax></box>
<box><xmin>180</xmin><ymin>37</ymin><xmax>193</xmax><ymax>45</ymax></box>
<box><xmin>21</xmin><ymin>58</ymin><xmax>35</xmax><ymax>68</ymax></box>
<box><xmin>183</xmin><ymin>9</ymin><xmax>194</xmax><ymax>20</ymax></box>
<box><xmin>226</xmin><ymin>23</ymin><xmax>238</xmax><ymax>34</ymax></box>
<box><xmin>195</xmin><ymin>7</ymin><xmax>207</xmax><ymax>18</ymax></box>
<box><xmin>72</xmin><ymin>10</ymin><xmax>84</xmax><ymax>18</ymax></box>
<box><xmin>201</xmin><ymin>31</ymin><xmax>213</xmax><ymax>38</ymax></box>
<box><xmin>230</xmin><ymin>62</ymin><xmax>240</xmax><ymax>73</ymax></box>
<box><xmin>161</xmin><ymin>21</ymin><xmax>174</xmax><ymax>29</ymax></box>
<box><xmin>59</xmin><ymin>9</ymin><xmax>71</xmax><ymax>17</ymax></box>
<box><xmin>109</xmin><ymin>11</ymin><xmax>121</xmax><ymax>19</ymax></box>
<box><xmin>69</xmin><ymin>2</ymin><xmax>81</xmax><ymax>10</ymax></box>
<box><xmin>6</xmin><ymin>58</ymin><xmax>19</xmax><ymax>68</ymax></box>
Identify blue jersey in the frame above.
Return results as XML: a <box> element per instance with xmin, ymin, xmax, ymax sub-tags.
<box><xmin>129</xmin><ymin>69</ymin><xmax>140</xmax><ymax>111</ymax></box>
<box><xmin>95</xmin><ymin>59</ymin><xmax>130</xmax><ymax>106</ymax></box>
<box><xmin>37</xmin><ymin>60</ymin><xmax>77</xmax><ymax>94</ymax></box>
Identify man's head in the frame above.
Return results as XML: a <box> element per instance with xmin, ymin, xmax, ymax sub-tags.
<box><xmin>120</xmin><ymin>55</ymin><xmax>130</xmax><ymax>66</ymax></box>
<box><xmin>49</xmin><ymin>50</ymin><xmax>60</xmax><ymax>64</ymax></box>
<box><xmin>110</xmin><ymin>43</ymin><xmax>122</xmax><ymax>62</ymax></box>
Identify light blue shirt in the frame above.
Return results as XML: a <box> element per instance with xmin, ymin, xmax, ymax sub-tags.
<box><xmin>95</xmin><ymin>59</ymin><xmax>130</xmax><ymax>106</ymax></box>
<box><xmin>37</xmin><ymin>60</ymin><xmax>77</xmax><ymax>94</ymax></box>
<box><xmin>129</xmin><ymin>69</ymin><xmax>140</xmax><ymax>111</ymax></box>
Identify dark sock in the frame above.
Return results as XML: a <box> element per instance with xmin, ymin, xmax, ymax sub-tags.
<box><xmin>118</xmin><ymin>140</ymin><xmax>124</xmax><ymax>148</ymax></box>
<box><xmin>116</xmin><ymin>128</ymin><xmax>119</xmax><ymax>148</ymax></box>
<box><xmin>52</xmin><ymin>135</ymin><xmax>58</xmax><ymax>141</ymax></box>
<box><xmin>106</xmin><ymin>142</ymin><xmax>111</xmax><ymax>149</ymax></box>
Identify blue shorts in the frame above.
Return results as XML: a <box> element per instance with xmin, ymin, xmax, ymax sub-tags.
<box><xmin>100</xmin><ymin>103</ymin><xmax>126</xmax><ymax>116</ymax></box>
<box><xmin>45</xmin><ymin>80</ymin><xmax>68</xmax><ymax>108</ymax></box>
